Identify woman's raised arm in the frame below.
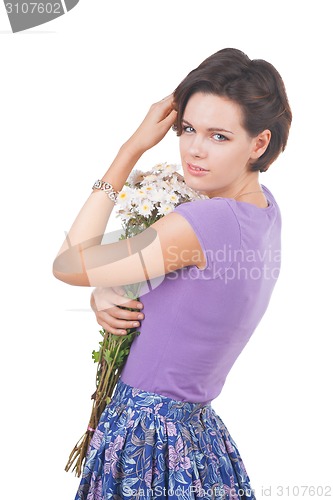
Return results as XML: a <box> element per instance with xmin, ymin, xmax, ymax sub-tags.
<box><xmin>52</xmin><ymin>96</ymin><xmax>205</xmax><ymax>288</ymax></box>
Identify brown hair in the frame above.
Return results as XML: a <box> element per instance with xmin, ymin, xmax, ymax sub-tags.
<box><xmin>173</xmin><ymin>48</ymin><xmax>292</xmax><ymax>172</ymax></box>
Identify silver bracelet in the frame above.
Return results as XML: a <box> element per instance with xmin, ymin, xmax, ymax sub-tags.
<box><xmin>92</xmin><ymin>179</ymin><xmax>119</xmax><ymax>203</ymax></box>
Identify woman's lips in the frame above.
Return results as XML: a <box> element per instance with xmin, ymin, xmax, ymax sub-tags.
<box><xmin>186</xmin><ymin>162</ymin><xmax>209</xmax><ymax>176</ymax></box>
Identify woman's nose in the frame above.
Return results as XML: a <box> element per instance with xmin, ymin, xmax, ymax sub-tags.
<box><xmin>188</xmin><ymin>136</ymin><xmax>207</xmax><ymax>158</ymax></box>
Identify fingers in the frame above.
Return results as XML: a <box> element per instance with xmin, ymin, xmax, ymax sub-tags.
<box><xmin>92</xmin><ymin>286</ymin><xmax>143</xmax><ymax>312</ymax></box>
<box><xmin>108</xmin><ymin>304</ymin><xmax>144</xmax><ymax>321</ymax></box>
<box><xmin>161</xmin><ymin>94</ymin><xmax>174</xmax><ymax>102</ymax></box>
<box><xmin>150</xmin><ymin>98</ymin><xmax>177</xmax><ymax>127</ymax></box>
<box><xmin>95</xmin><ymin>307</ymin><xmax>145</xmax><ymax>336</ymax></box>
<box><xmin>157</xmin><ymin>94</ymin><xmax>178</xmax><ymax>124</ymax></box>
<box><xmin>152</xmin><ymin>94</ymin><xmax>176</xmax><ymax>113</ymax></box>
<box><xmin>91</xmin><ymin>286</ymin><xmax>144</xmax><ymax>336</ymax></box>
<box><xmin>127</xmin><ymin>93</ymin><xmax>178</xmax><ymax>152</ymax></box>
<box><xmin>160</xmin><ymin>107</ymin><xmax>177</xmax><ymax>127</ymax></box>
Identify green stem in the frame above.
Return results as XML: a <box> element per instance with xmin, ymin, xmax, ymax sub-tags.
<box><xmin>95</xmin><ymin>338</ymin><xmax>123</xmax><ymax>408</ymax></box>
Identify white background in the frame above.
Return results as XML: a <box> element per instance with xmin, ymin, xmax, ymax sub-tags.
<box><xmin>1</xmin><ymin>1</ymin><xmax>332</xmax><ymax>498</ymax></box>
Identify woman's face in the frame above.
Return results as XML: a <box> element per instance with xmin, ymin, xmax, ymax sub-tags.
<box><xmin>179</xmin><ymin>92</ymin><xmax>263</xmax><ymax>198</ymax></box>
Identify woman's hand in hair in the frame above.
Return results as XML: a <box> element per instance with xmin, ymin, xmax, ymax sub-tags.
<box><xmin>91</xmin><ymin>286</ymin><xmax>144</xmax><ymax>336</ymax></box>
<box><xmin>124</xmin><ymin>94</ymin><xmax>177</xmax><ymax>156</ymax></box>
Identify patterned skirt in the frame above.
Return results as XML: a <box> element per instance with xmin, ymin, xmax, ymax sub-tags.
<box><xmin>75</xmin><ymin>378</ymin><xmax>256</xmax><ymax>499</ymax></box>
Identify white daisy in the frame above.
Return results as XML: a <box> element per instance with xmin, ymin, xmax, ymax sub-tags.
<box><xmin>142</xmin><ymin>174</ymin><xmax>158</xmax><ymax>184</ymax></box>
<box><xmin>137</xmin><ymin>199</ymin><xmax>154</xmax><ymax>217</ymax></box>
<box><xmin>157</xmin><ymin>202</ymin><xmax>175</xmax><ymax>216</ymax></box>
<box><xmin>165</xmin><ymin>192</ymin><xmax>180</xmax><ymax>204</ymax></box>
<box><xmin>151</xmin><ymin>162</ymin><xmax>166</xmax><ymax>174</ymax></box>
<box><xmin>140</xmin><ymin>185</ymin><xmax>158</xmax><ymax>198</ymax></box>
<box><xmin>162</xmin><ymin>163</ymin><xmax>180</xmax><ymax>175</ymax></box>
<box><xmin>116</xmin><ymin>208</ymin><xmax>134</xmax><ymax>222</ymax></box>
<box><xmin>157</xmin><ymin>180</ymin><xmax>172</xmax><ymax>191</ymax></box>
<box><xmin>128</xmin><ymin>169</ymin><xmax>145</xmax><ymax>186</ymax></box>
<box><xmin>174</xmin><ymin>184</ymin><xmax>188</xmax><ymax>197</ymax></box>
<box><xmin>154</xmin><ymin>189</ymin><xmax>169</xmax><ymax>203</ymax></box>
<box><xmin>133</xmin><ymin>189</ymin><xmax>148</xmax><ymax>201</ymax></box>
<box><xmin>117</xmin><ymin>186</ymin><xmax>134</xmax><ymax>206</ymax></box>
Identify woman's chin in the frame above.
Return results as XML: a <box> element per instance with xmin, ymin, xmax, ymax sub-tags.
<box><xmin>183</xmin><ymin>175</ymin><xmax>207</xmax><ymax>195</ymax></box>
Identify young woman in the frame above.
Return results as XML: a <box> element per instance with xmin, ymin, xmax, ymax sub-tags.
<box><xmin>53</xmin><ymin>48</ymin><xmax>292</xmax><ymax>499</ymax></box>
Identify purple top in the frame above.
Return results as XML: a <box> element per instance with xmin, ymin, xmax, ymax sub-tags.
<box><xmin>120</xmin><ymin>185</ymin><xmax>281</xmax><ymax>404</ymax></box>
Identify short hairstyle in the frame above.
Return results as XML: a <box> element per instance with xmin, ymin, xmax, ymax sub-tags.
<box><xmin>173</xmin><ymin>48</ymin><xmax>292</xmax><ymax>172</ymax></box>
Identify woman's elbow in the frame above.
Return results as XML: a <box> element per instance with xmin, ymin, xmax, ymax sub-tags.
<box><xmin>52</xmin><ymin>246</ymin><xmax>90</xmax><ymax>286</ymax></box>
<box><xmin>52</xmin><ymin>261</ymin><xmax>90</xmax><ymax>287</ymax></box>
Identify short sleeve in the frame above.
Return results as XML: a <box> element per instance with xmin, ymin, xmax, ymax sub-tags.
<box><xmin>172</xmin><ymin>198</ymin><xmax>241</xmax><ymax>280</ymax></box>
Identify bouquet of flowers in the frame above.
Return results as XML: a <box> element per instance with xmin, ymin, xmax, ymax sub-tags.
<box><xmin>65</xmin><ymin>162</ymin><xmax>208</xmax><ymax>476</ymax></box>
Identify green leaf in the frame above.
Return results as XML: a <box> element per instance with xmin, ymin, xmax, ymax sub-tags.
<box><xmin>104</xmin><ymin>350</ymin><xmax>112</xmax><ymax>365</ymax></box>
<box><xmin>92</xmin><ymin>350</ymin><xmax>100</xmax><ymax>363</ymax></box>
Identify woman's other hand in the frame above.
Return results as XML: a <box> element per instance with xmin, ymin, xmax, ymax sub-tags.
<box><xmin>91</xmin><ymin>286</ymin><xmax>144</xmax><ymax>336</ymax></box>
<box><xmin>125</xmin><ymin>94</ymin><xmax>177</xmax><ymax>155</ymax></box>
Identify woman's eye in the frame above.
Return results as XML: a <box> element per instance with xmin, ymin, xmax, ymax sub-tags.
<box><xmin>183</xmin><ymin>126</ymin><xmax>195</xmax><ymax>133</ymax></box>
<box><xmin>213</xmin><ymin>133</ymin><xmax>228</xmax><ymax>142</ymax></box>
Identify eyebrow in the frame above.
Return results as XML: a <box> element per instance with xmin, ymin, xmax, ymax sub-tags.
<box><xmin>182</xmin><ymin>119</ymin><xmax>234</xmax><ymax>135</ymax></box>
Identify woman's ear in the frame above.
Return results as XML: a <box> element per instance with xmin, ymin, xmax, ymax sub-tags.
<box><xmin>250</xmin><ymin>129</ymin><xmax>271</xmax><ymax>160</ymax></box>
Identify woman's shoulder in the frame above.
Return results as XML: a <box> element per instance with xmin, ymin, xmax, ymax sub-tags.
<box><xmin>172</xmin><ymin>184</ymin><xmax>280</xmax><ymax>231</ymax></box>
<box><xmin>173</xmin><ymin>196</ymin><xmax>235</xmax><ymax>214</ymax></box>
<box><xmin>172</xmin><ymin>197</ymin><xmax>241</xmax><ymax>243</ymax></box>
<box><xmin>173</xmin><ymin>196</ymin><xmax>239</xmax><ymax>229</ymax></box>
<box><xmin>225</xmin><ymin>185</ymin><xmax>280</xmax><ymax>216</ymax></box>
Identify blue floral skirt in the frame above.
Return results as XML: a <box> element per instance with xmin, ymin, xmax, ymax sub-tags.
<box><xmin>75</xmin><ymin>378</ymin><xmax>256</xmax><ymax>499</ymax></box>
